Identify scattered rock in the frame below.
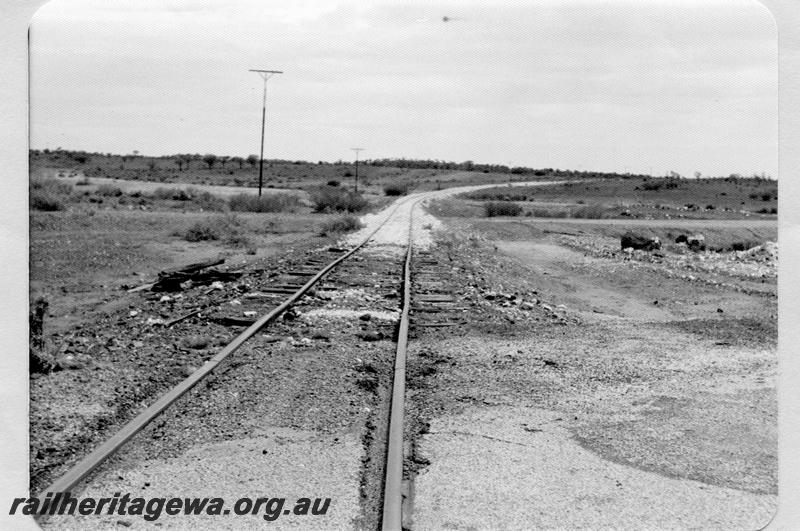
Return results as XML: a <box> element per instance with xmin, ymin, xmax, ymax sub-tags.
<box><xmin>179</xmin><ymin>365</ymin><xmax>198</xmax><ymax>377</ymax></box>
<box><xmin>129</xmin><ymin>310</ymin><xmax>139</xmax><ymax>317</ymax></box>
<box><xmin>359</xmin><ymin>331</ymin><xmax>384</xmax><ymax>341</ymax></box>
<box><xmin>181</xmin><ymin>336</ymin><xmax>209</xmax><ymax>350</ymax></box>
<box><xmin>282</xmin><ymin>309</ymin><xmax>300</xmax><ymax>321</ymax></box>
<box><xmin>58</xmin><ymin>355</ymin><xmax>89</xmax><ymax>370</ymax></box>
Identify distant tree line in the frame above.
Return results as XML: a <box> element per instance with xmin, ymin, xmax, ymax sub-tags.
<box><xmin>28</xmin><ymin>149</ymin><xmax>775</xmax><ymax>182</ymax></box>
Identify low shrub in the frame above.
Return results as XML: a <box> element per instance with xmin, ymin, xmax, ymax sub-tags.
<box><xmin>570</xmin><ymin>205</ymin><xmax>608</xmax><ymax>219</ymax></box>
<box><xmin>192</xmin><ymin>190</ymin><xmax>227</xmax><ymax>211</ymax></box>
<box><xmin>319</xmin><ymin>215</ymin><xmax>364</xmax><ymax>236</ymax></box>
<box><xmin>309</xmin><ymin>186</ymin><xmax>368</xmax><ymax>213</ymax></box>
<box><xmin>152</xmin><ymin>187</ymin><xmax>190</xmax><ymax>200</ymax></box>
<box><xmin>30</xmin><ymin>191</ymin><xmax>65</xmax><ymax>211</ymax></box>
<box><xmin>529</xmin><ymin>207</ymin><xmax>568</xmax><ymax>218</ymax></box>
<box><xmin>383</xmin><ymin>182</ymin><xmax>409</xmax><ymax>196</ymax></box>
<box><xmin>728</xmin><ymin>240</ymin><xmax>762</xmax><ymax>252</ymax></box>
<box><xmin>30</xmin><ymin>177</ymin><xmax>72</xmax><ymax>194</ymax></box>
<box><xmin>228</xmin><ymin>192</ymin><xmax>300</xmax><ymax>213</ymax></box>
<box><xmin>29</xmin><ymin>177</ymin><xmax>72</xmax><ymax>211</ymax></box>
<box><xmin>484</xmin><ymin>201</ymin><xmax>523</xmax><ymax>217</ymax></box>
<box><xmin>182</xmin><ymin>215</ymin><xmax>250</xmax><ymax>247</ymax></box>
<box><xmin>327</xmin><ymin>180</ymin><xmax>340</xmax><ymax>187</ymax></box>
<box><xmin>95</xmin><ymin>184</ymin><xmax>123</xmax><ymax>197</ymax></box>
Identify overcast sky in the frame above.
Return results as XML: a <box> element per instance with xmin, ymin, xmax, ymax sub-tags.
<box><xmin>30</xmin><ymin>0</ymin><xmax>777</xmax><ymax>177</ymax></box>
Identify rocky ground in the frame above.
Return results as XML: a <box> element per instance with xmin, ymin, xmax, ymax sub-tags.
<box><xmin>29</xmin><ymin>183</ymin><xmax>777</xmax><ymax>529</ymax></box>
<box><xmin>404</xmin><ymin>217</ymin><xmax>777</xmax><ymax>529</ymax></box>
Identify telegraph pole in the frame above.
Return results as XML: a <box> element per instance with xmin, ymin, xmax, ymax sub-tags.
<box><xmin>351</xmin><ymin>148</ymin><xmax>364</xmax><ymax>193</ymax></box>
<box><xmin>250</xmin><ymin>69</ymin><xmax>283</xmax><ymax>197</ymax></box>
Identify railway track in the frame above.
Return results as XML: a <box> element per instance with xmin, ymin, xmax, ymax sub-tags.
<box><xmin>36</xmin><ymin>194</ymin><xmax>441</xmax><ymax>529</ymax></box>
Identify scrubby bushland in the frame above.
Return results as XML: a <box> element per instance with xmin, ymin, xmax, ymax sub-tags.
<box><xmin>182</xmin><ymin>215</ymin><xmax>250</xmax><ymax>247</ymax></box>
<box><xmin>30</xmin><ymin>178</ymin><xmax>72</xmax><ymax>211</ymax></box>
<box><xmin>151</xmin><ymin>187</ymin><xmax>192</xmax><ymax>200</ymax></box>
<box><xmin>228</xmin><ymin>192</ymin><xmax>300</xmax><ymax>213</ymax></box>
<box><xmin>95</xmin><ymin>184</ymin><xmax>123</xmax><ymax>197</ymax></box>
<box><xmin>150</xmin><ymin>187</ymin><xmax>227</xmax><ymax>211</ymax></box>
<box><xmin>383</xmin><ymin>182</ymin><xmax>409</xmax><ymax>196</ymax></box>
<box><xmin>484</xmin><ymin>201</ymin><xmax>523</xmax><ymax>217</ymax></box>
<box><xmin>319</xmin><ymin>215</ymin><xmax>364</xmax><ymax>236</ymax></box>
<box><xmin>309</xmin><ymin>186</ymin><xmax>368</xmax><ymax>213</ymax></box>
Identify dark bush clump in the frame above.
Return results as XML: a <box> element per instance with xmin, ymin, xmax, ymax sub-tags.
<box><xmin>228</xmin><ymin>192</ymin><xmax>300</xmax><ymax>213</ymax></box>
<box><xmin>30</xmin><ymin>192</ymin><xmax>65</xmax><ymax>211</ymax></box>
<box><xmin>484</xmin><ymin>201</ymin><xmax>523</xmax><ymax>217</ymax></box>
<box><xmin>383</xmin><ymin>182</ymin><xmax>409</xmax><ymax>196</ymax></box>
<box><xmin>309</xmin><ymin>186</ymin><xmax>368</xmax><ymax>213</ymax></box>
<box><xmin>152</xmin><ymin>187</ymin><xmax>190</xmax><ymax>200</ymax></box>
<box><xmin>29</xmin><ymin>177</ymin><xmax>72</xmax><ymax>211</ymax></box>
<box><xmin>327</xmin><ymin>180</ymin><xmax>340</xmax><ymax>187</ymax></box>
<box><xmin>319</xmin><ymin>215</ymin><xmax>364</xmax><ymax>236</ymax></box>
<box><xmin>728</xmin><ymin>240</ymin><xmax>761</xmax><ymax>251</ymax></box>
<box><xmin>95</xmin><ymin>184</ymin><xmax>123</xmax><ymax>197</ymax></box>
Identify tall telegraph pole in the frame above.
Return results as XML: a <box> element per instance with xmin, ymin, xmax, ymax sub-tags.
<box><xmin>351</xmin><ymin>148</ymin><xmax>364</xmax><ymax>193</ymax></box>
<box><xmin>250</xmin><ymin>69</ymin><xmax>283</xmax><ymax>197</ymax></box>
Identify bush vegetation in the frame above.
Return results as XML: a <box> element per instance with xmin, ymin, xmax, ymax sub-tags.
<box><xmin>95</xmin><ymin>184</ymin><xmax>123</xmax><ymax>197</ymax></box>
<box><xmin>182</xmin><ymin>215</ymin><xmax>250</xmax><ymax>246</ymax></box>
<box><xmin>383</xmin><ymin>182</ymin><xmax>409</xmax><ymax>196</ymax></box>
<box><xmin>149</xmin><ymin>187</ymin><xmax>227</xmax><ymax>211</ymax></box>
<box><xmin>309</xmin><ymin>186</ymin><xmax>368</xmax><ymax>213</ymax></box>
<box><xmin>29</xmin><ymin>178</ymin><xmax>73</xmax><ymax>211</ymax></box>
<box><xmin>228</xmin><ymin>192</ymin><xmax>300</xmax><ymax>213</ymax></box>
<box><xmin>319</xmin><ymin>215</ymin><xmax>364</xmax><ymax>236</ymax></box>
<box><xmin>484</xmin><ymin>201</ymin><xmax>523</xmax><ymax>217</ymax></box>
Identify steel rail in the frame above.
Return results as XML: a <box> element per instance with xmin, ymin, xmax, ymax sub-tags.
<box><xmin>381</xmin><ymin>201</ymin><xmax>416</xmax><ymax>531</ymax></box>
<box><xmin>38</xmin><ymin>195</ymin><xmax>417</xmax><ymax>499</ymax></box>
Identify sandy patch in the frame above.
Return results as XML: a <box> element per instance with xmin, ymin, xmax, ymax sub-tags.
<box><xmin>42</xmin><ymin>428</ymin><xmax>362</xmax><ymax>530</ymax></box>
<box><xmin>412</xmin><ymin>406</ymin><xmax>775</xmax><ymax>530</ymax></box>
